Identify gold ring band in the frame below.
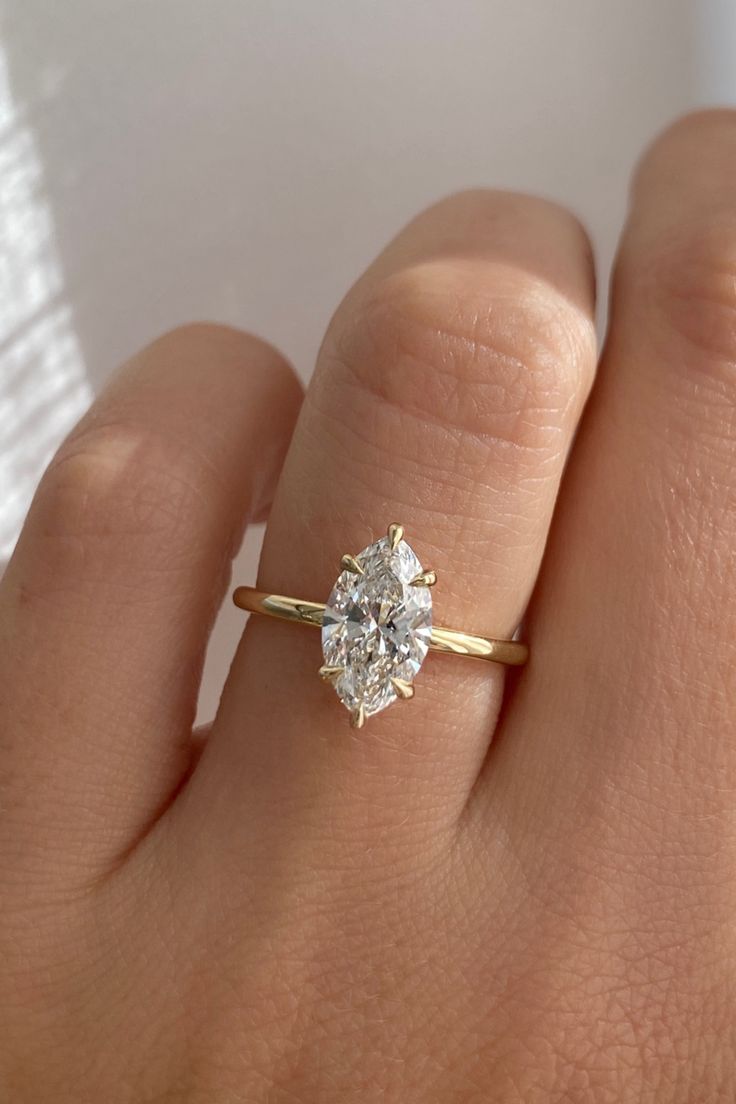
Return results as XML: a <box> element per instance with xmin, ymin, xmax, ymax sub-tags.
<box><xmin>232</xmin><ymin>587</ymin><xmax>528</xmax><ymax>666</ymax></box>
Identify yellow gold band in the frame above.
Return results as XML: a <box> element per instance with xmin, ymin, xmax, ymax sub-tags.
<box><xmin>232</xmin><ymin>587</ymin><xmax>528</xmax><ymax>667</ymax></box>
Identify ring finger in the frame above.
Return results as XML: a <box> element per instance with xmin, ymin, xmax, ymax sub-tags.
<box><xmin>186</xmin><ymin>190</ymin><xmax>597</xmax><ymax>853</ymax></box>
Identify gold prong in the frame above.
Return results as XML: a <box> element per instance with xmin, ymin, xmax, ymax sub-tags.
<box><xmin>341</xmin><ymin>553</ymin><xmax>364</xmax><ymax>575</ymax></box>
<box><xmin>391</xmin><ymin>677</ymin><xmax>415</xmax><ymax>700</ymax></box>
<box><xmin>350</xmin><ymin>703</ymin><xmax>366</xmax><ymax>729</ymax></box>
<box><xmin>319</xmin><ymin>665</ymin><xmax>345</xmax><ymax>681</ymax></box>
<box><xmin>387</xmin><ymin>523</ymin><xmax>404</xmax><ymax>550</ymax></box>
<box><xmin>410</xmin><ymin>570</ymin><xmax>437</xmax><ymax>587</ymax></box>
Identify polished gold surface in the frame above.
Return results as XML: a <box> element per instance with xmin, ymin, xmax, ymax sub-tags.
<box><xmin>233</xmin><ymin>587</ymin><xmax>529</xmax><ymax>667</ymax></box>
<box><xmin>387</xmin><ymin>522</ymin><xmax>404</xmax><ymax>550</ymax></box>
<box><xmin>340</xmin><ymin>553</ymin><xmax>364</xmax><ymax>575</ymax></box>
<box><xmin>319</xmin><ymin>664</ymin><xmax>345</xmax><ymax>681</ymax></box>
<box><xmin>391</xmin><ymin>676</ymin><xmax>415</xmax><ymax>700</ymax></box>
<box><xmin>410</xmin><ymin>570</ymin><xmax>437</xmax><ymax>588</ymax></box>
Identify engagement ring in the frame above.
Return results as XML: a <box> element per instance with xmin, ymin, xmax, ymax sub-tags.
<box><xmin>234</xmin><ymin>523</ymin><xmax>528</xmax><ymax>728</ymax></box>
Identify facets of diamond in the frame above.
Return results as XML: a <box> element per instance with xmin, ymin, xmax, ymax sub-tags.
<box><xmin>321</xmin><ymin>535</ymin><xmax>432</xmax><ymax>719</ymax></box>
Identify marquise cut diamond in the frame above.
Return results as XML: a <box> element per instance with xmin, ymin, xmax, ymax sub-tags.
<box><xmin>321</xmin><ymin>535</ymin><xmax>432</xmax><ymax>719</ymax></box>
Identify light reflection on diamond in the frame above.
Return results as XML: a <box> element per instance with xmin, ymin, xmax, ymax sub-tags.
<box><xmin>321</xmin><ymin>535</ymin><xmax>432</xmax><ymax>718</ymax></box>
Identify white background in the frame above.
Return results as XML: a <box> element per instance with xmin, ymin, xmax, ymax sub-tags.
<box><xmin>0</xmin><ymin>0</ymin><xmax>733</xmax><ymax>719</ymax></box>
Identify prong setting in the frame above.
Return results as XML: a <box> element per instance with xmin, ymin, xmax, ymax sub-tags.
<box><xmin>387</xmin><ymin>522</ymin><xmax>404</xmax><ymax>551</ymax></box>
<box><xmin>319</xmin><ymin>665</ymin><xmax>345</xmax><ymax>682</ymax></box>
<box><xmin>322</xmin><ymin>525</ymin><xmax>432</xmax><ymax>727</ymax></box>
<box><xmin>340</xmin><ymin>553</ymin><xmax>364</xmax><ymax>575</ymax></box>
<box><xmin>410</xmin><ymin>570</ymin><xmax>436</xmax><ymax>587</ymax></box>
<box><xmin>390</xmin><ymin>677</ymin><xmax>415</xmax><ymax>700</ymax></box>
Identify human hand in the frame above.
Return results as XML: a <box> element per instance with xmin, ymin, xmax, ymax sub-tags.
<box><xmin>2</xmin><ymin>112</ymin><xmax>736</xmax><ymax>1102</ymax></box>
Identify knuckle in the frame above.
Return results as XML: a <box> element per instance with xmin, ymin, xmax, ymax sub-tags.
<box><xmin>631</xmin><ymin>216</ymin><xmax>736</xmax><ymax>374</ymax></box>
<box><xmin>635</xmin><ymin>109</ymin><xmax>736</xmax><ymax>189</ymax></box>
<box><xmin>329</xmin><ymin>259</ymin><xmax>594</xmax><ymax>454</ymax></box>
<box><xmin>146</xmin><ymin>320</ymin><xmax>267</xmax><ymax>363</ymax></box>
<box><xmin>140</xmin><ymin>323</ymin><xmax>301</xmax><ymax>408</ymax></box>
<box><xmin>33</xmin><ymin>420</ymin><xmax>220</xmax><ymax>571</ymax></box>
<box><xmin>407</xmin><ymin>187</ymin><xmax>591</xmax><ymax>250</ymax></box>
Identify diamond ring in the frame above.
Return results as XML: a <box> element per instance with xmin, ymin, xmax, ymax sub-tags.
<box><xmin>233</xmin><ymin>523</ymin><xmax>528</xmax><ymax>728</ymax></box>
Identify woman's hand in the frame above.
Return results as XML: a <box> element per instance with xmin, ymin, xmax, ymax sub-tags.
<box><xmin>2</xmin><ymin>111</ymin><xmax>736</xmax><ymax>1103</ymax></box>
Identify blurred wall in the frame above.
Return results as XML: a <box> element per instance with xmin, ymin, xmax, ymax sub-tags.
<box><xmin>0</xmin><ymin>0</ymin><xmax>731</xmax><ymax>720</ymax></box>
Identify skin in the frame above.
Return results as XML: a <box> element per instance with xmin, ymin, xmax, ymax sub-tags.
<box><xmin>1</xmin><ymin>110</ymin><xmax>736</xmax><ymax>1102</ymax></box>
